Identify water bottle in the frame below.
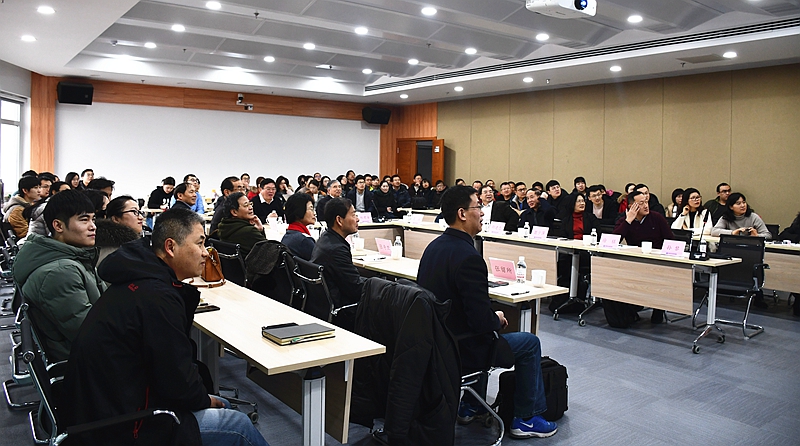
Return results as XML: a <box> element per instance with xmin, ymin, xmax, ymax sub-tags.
<box><xmin>523</xmin><ymin>222</ymin><xmax>530</xmax><ymax>237</ymax></box>
<box><xmin>590</xmin><ymin>228</ymin><xmax>598</xmax><ymax>246</ymax></box>
<box><xmin>699</xmin><ymin>238</ymin><xmax>707</xmax><ymax>258</ymax></box>
<box><xmin>392</xmin><ymin>236</ymin><xmax>403</xmax><ymax>259</ymax></box>
<box><xmin>516</xmin><ymin>256</ymin><xmax>527</xmax><ymax>283</ymax></box>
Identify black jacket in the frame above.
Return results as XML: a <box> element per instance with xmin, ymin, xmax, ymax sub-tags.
<box><xmin>418</xmin><ymin>228</ymin><xmax>500</xmax><ymax>369</ymax></box>
<box><xmin>778</xmin><ymin>212</ymin><xmax>800</xmax><ymax>243</ymax></box>
<box><xmin>345</xmin><ymin>189</ymin><xmax>377</xmax><ymax>216</ymax></box>
<box><xmin>315</xmin><ymin>194</ymin><xmax>332</xmax><ymax>222</ymax></box>
<box><xmin>592</xmin><ymin>195</ymin><xmax>620</xmax><ymax>226</ymax></box>
<box><xmin>487</xmin><ymin>200</ymin><xmax>519</xmax><ymax>232</ymax></box>
<box><xmin>517</xmin><ymin>199</ymin><xmax>556</xmax><ymax>229</ymax></box>
<box><xmin>147</xmin><ymin>186</ymin><xmax>173</xmax><ymax>210</ymax></box>
<box><xmin>352</xmin><ymin>278</ymin><xmax>461</xmax><ymax>446</ymax></box>
<box><xmin>251</xmin><ymin>194</ymin><xmax>285</xmax><ymax>222</ymax></box>
<box><xmin>556</xmin><ymin>209</ymin><xmax>601</xmax><ymax>239</ymax></box>
<box><xmin>373</xmin><ymin>189</ymin><xmax>398</xmax><ymax>218</ymax></box>
<box><xmin>309</xmin><ymin>229</ymin><xmax>365</xmax><ymax>319</ymax></box>
<box><xmin>62</xmin><ymin>238</ymin><xmax>208</xmax><ymax>446</ymax></box>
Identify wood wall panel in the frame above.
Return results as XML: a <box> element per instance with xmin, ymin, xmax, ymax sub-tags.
<box><xmin>438</xmin><ymin>100</ymin><xmax>472</xmax><ymax>184</ymax></box>
<box><xmin>553</xmin><ymin>85</ymin><xmax>604</xmax><ymax>188</ymax></box>
<box><xmin>509</xmin><ymin>91</ymin><xmax>554</xmax><ymax>184</ymax></box>
<box><xmin>30</xmin><ymin>73</ymin><xmax>57</xmax><ymax>173</ymax></box>
<box><xmin>378</xmin><ymin>102</ymin><xmax>437</xmax><ymax>178</ymax></box>
<box><xmin>471</xmin><ymin>96</ymin><xmax>510</xmax><ymax>183</ymax></box>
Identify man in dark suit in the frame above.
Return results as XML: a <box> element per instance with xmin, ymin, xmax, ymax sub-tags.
<box><xmin>587</xmin><ymin>184</ymin><xmax>619</xmax><ymax>226</ymax></box>
<box><xmin>251</xmin><ymin>177</ymin><xmax>285</xmax><ymax>222</ymax></box>
<box><xmin>345</xmin><ymin>175</ymin><xmax>377</xmax><ymax>217</ymax></box>
<box><xmin>517</xmin><ymin>189</ymin><xmax>556</xmax><ymax>230</ymax></box>
<box><xmin>479</xmin><ymin>185</ymin><xmax>519</xmax><ymax>232</ymax></box>
<box><xmin>417</xmin><ymin>186</ymin><xmax>557</xmax><ymax>439</ymax></box>
<box><xmin>309</xmin><ymin>197</ymin><xmax>364</xmax><ymax>326</ymax></box>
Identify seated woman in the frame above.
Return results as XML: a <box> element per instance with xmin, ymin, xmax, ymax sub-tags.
<box><xmin>96</xmin><ymin>195</ymin><xmax>142</xmax><ymax>266</ymax></box>
<box><xmin>217</xmin><ymin>192</ymin><xmax>266</xmax><ymax>257</ymax></box>
<box><xmin>276</xmin><ymin>175</ymin><xmax>294</xmax><ymax>200</ymax></box>
<box><xmin>617</xmin><ymin>182</ymin><xmax>636</xmax><ymax>214</ymax></box>
<box><xmin>711</xmin><ymin>192</ymin><xmax>771</xmax><ymax>239</ymax></box>
<box><xmin>665</xmin><ymin>188</ymin><xmax>684</xmax><ymax>218</ymax></box>
<box><xmin>556</xmin><ymin>193</ymin><xmax>600</xmax><ymax>240</ymax></box>
<box><xmin>552</xmin><ymin>193</ymin><xmax>599</xmax><ymax>314</ymax></box>
<box><xmin>671</xmin><ymin>187</ymin><xmax>712</xmax><ymax>235</ymax></box>
<box><xmin>281</xmin><ymin>193</ymin><xmax>317</xmax><ymax>261</ymax></box>
<box><xmin>372</xmin><ymin>180</ymin><xmax>397</xmax><ymax>220</ymax></box>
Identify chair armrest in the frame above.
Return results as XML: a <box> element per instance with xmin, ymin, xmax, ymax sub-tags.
<box><xmin>67</xmin><ymin>409</ymin><xmax>180</xmax><ymax>436</ymax></box>
<box><xmin>331</xmin><ymin>302</ymin><xmax>358</xmax><ymax>316</ymax></box>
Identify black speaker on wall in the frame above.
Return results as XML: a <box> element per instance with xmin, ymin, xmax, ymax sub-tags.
<box><xmin>57</xmin><ymin>82</ymin><xmax>94</xmax><ymax>105</ymax></box>
<box><xmin>362</xmin><ymin>107</ymin><xmax>391</xmax><ymax>125</ymax></box>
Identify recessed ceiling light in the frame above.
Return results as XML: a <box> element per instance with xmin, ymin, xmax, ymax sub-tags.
<box><xmin>454</xmin><ymin>86</ymin><xmax>464</xmax><ymax>92</ymax></box>
<box><xmin>263</xmin><ymin>56</ymin><xmax>275</xmax><ymax>62</ymax></box>
<box><xmin>465</xmin><ymin>47</ymin><xmax>477</xmax><ymax>55</ymax></box>
<box><xmin>171</xmin><ymin>24</ymin><xmax>185</xmax><ymax>32</ymax></box>
<box><xmin>421</xmin><ymin>7</ymin><xmax>437</xmax><ymax>16</ymax></box>
<box><xmin>723</xmin><ymin>51</ymin><xmax>737</xmax><ymax>59</ymax></box>
<box><xmin>354</xmin><ymin>26</ymin><xmax>368</xmax><ymax>35</ymax></box>
<box><xmin>535</xmin><ymin>33</ymin><xmax>549</xmax><ymax>42</ymax></box>
<box><xmin>610</xmin><ymin>65</ymin><xmax>622</xmax><ymax>72</ymax></box>
<box><xmin>362</xmin><ymin>68</ymin><xmax>373</xmax><ymax>74</ymax></box>
<box><xmin>303</xmin><ymin>42</ymin><xmax>315</xmax><ymax>50</ymax></box>
<box><xmin>144</xmin><ymin>42</ymin><xmax>157</xmax><ymax>49</ymax></box>
<box><xmin>523</xmin><ymin>77</ymin><xmax>533</xmax><ymax>83</ymax></box>
<box><xmin>400</xmin><ymin>94</ymin><xmax>408</xmax><ymax>99</ymax></box>
<box><xmin>627</xmin><ymin>15</ymin><xmax>643</xmax><ymax>23</ymax></box>
<box><xmin>205</xmin><ymin>1</ymin><xmax>221</xmax><ymax>10</ymax></box>
<box><xmin>21</xmin><ymin>35</ymin><xmax>36</xmax><ymax>42</ymax></box>
<box><xmin>408</xmin><ymin>58</ymin><xmax>419</xmax><ymax>65</ymax></box>
<box><xmin>37</xmin><ymin>6</ymin><xmax>55</xmax><ymax>14</ymax></box>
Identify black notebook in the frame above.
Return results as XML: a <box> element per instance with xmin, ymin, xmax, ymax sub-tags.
<box><xmin>261</xmin><ymin>323</ymin><xmax>335</xmax><ymax>346</ymax></box>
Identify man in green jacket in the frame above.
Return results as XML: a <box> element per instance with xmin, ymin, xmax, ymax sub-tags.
<box><xmin>217</xmin><ymin>191</ymin><xmax>266</xmax><ymax>257</ymax></box>
<box><xmin>13</xmin><ymin>189</ymin><xmax>105</xmax><ymax>362</ymax></box>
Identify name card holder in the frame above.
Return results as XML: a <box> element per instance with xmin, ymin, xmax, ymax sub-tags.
<box><xmin>488</xmin><ymin>257</ymin><xmax>517</xmax><ymax>281</ymax></box>
<box><xmin>599</xmin><ymin>233</ymin><xmax>621</xmax><ymax>249</ymax></box>
<box><xmin>356</xmin><ymin>212</ymin><xmax>373</xmax><ymax>223</ymax></box>
<box><xmin>661</xmin><ymin>240</ymin><xmax>686</xmax><ymax>257</ymax></box>
<box><xmin>488</xmin><ymin>222</ymin><xmax>506</xmax><ymax>234</ymax></box>
<box><xmin>530</xmin><ymin>226</ymin><xmax>549</xmax><ymax>241</ymax></box>
<box><xmin>375</xmin><ymin>238</ymin><xmax>393</xmax><ymax>256</ymax></box>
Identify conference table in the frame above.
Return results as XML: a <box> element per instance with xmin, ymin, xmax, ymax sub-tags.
<box><xmin>191</xmin><ymin>280</ymin><xmax>385</xmax><ymax>446</ymax></box>
<box><xmin>351</xmin><ymin>250</ymin><xmax>567</xmax><ymax>335</ymax></box>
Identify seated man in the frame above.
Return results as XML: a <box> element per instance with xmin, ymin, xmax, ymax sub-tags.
<box><xmin>171</xmin><ymin>183</ymin><xmax>196</xmax><ymax>211</ymax></box>
<box><xmin>586</xmin><ymin>184</ymin><xmax>619</xmax><ymax>226</ymax></box>
<box><xmin>479</xmin><ymin>185</ymin><xmax>519</xmax><ymax>232</ymax></box>
<box><xmin>12</xmin><ymin>190</ymin><xmax>104</xmax><ymax>362</ymax></box>
<box><xmin>309</xmin><ymin>198</ymin><xmax>364</xmax><ymax>323</ymax></box>
<box><xmin>517</xmin><ymin>189</ymin><xmax>556</xmax><ymax>230</ymax></box>
<box><xmin>316</xmin><ymin>179</ymin><xmax>342</xmax><ymax>222</ymax></box>
<box><xmin>209</xmin><ymin>176</ymin><xmax>243</xmax><ymax>234</ymax></box>
<box><xmin>3</xmin><ymin>175</ymin><xmax>40</xmax><ymax>238</ymax></box>
<box><xmin>87</xmin><ymin>177</ymin><xmax>116</xmax><ymax>198</ymax></box>
<box><xmin>345</xmin><ymin>175</ymin><xmax>377</xmax><ymax>217</ymax></box>
<box><xmin>62</xmin><ymin>208</ymin><xmax>269</xmax><ymax>446</ymax></box>
<box><xmin>510</xmin><ymin>181</ymin><xmax>528</xmax><ymax>211</ymax></box>
<box><xmin>217</xmin><ymin>192</ymin><xmax>266</xmax><ymax>257</ymax></box>
<box><xmin>545</xmin><ymin>180</ymin><xmax>568</xmax><ymax>216</ymax></box>
<box><xmin>391</xmin><ymin>175</ymin><xmax>412</xmax><ymax>208</ymax></box>
<box><xmin>704</xmin><ymin>182</ymin><xmax>731</xmax><ymax>225</ymax></box>
<box><xmin>417</xmin><ymin>186</ymin><xmax>557</xmax><ymax>439</ymax></box>
<box><xmin>282</xmin><ymin>193</ymin><xmax>317</xmax><ymax>260</ymax></box>
<box><xmin>251</xmin><ymin>177</ymin><xmax>285</xmax><ymax>222</ymax></box>
<box><xmin>634</xmin><ymin>183</ymin><xmax>666</xmax><ymax>216</ymax></box>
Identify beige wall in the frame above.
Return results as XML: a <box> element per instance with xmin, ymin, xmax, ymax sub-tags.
<box><xmin>438</xmin><ymin>64</ymin><xmax>800</xmax><ymax>228</ymax></box>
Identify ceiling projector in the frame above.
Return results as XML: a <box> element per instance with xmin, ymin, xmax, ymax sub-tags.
<box><xmin>526</xmin><ymin>0</ymin><xmax>597</xmax><ymax>19</ymax></box>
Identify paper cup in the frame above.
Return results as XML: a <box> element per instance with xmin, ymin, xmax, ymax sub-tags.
<box><xmin>390</xmin><ymin>245</ymin><xmax>402</xmax><ymax>260</ymax></box>
<box><xmin>354</xmin><ymin>237</ymin><xmax>365</xmax><ymax>251</ymax></box>
<box><xmin>517</xmin><ymin>228</ymin><xmax>528</xmax><ymax>238</ymax></box>
<box><xmin>530</xmin><ymin>270</ymin><xmax>546</xmax><ymax>287</ymax></box>
<box><xmin>641</xmin><ymin>241</ymin><xmax>652</xmax><ymax>254</ymax></box>
<box><xmin>582</xmin><ymin>237</ymin><xmax>592</xmax><ymax>246</ymax></box>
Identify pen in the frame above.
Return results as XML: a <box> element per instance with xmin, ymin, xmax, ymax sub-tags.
<box><xmin>510</xmin><ymin>292</ymin><xmax>530</xmax><ymax>296</ymax></box>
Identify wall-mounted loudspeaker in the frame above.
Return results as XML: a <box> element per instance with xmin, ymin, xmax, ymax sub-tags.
<box><xmin>57</xmin><ymin>82</ymin><xmax>94</xmax><ymax>105</ymax></box>
<box><xmin>362</xmin><ymin>107</ymin><xmax>391</xmax><ymax>125</ymax></box>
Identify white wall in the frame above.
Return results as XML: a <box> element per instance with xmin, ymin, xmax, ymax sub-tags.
<box><xmin>54</xmin><ymin>102</ymin><xmax>380</xmax><ymax>201</ymax></box>
<box><xmin>0</xmin><ymin>59</ymin><xmax>30</xmax><ymax>98</ymax></box>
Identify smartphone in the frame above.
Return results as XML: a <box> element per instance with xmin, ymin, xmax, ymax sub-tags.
<box><xmin>488</xmin><ymin>280</ymin><xmax>509</xmax><ymax>288</ymax></box>
<box><xmin>195</xmin><ymin>304</ymin><xmax>220</xmax><ymax>313</ymax></box>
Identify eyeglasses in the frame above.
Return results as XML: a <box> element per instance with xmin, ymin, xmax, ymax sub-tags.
<box><xmin>462</xmin><ymin>205</ymin><xmax>483</xmax><ymax>212</ymax></box>
<box><xmin>689</xmin><ymin>196</ymin><xmax>702</xmax><ymax>201</ymax></box>
<box><xmin>122</xmin><ymin>209</ymin><xmax>145</xmax><ymax>217</ymax></box>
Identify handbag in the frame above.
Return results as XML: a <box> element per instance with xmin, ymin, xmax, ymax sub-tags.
<box><xmin>198</xmin><ymin>246</ymin><xmax>225</xmax><ymax>287</ymax></box>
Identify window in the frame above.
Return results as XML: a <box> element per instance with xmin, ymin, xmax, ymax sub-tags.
<box><xmin>0</xmin><ymin>98</ymin><xmax>23</xmax><ymax>198</ymax></box>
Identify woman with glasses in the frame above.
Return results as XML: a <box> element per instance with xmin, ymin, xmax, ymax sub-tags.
<box><xmin>217</xmin><ymin>192</ymin><xmax>266</xmax><ymax>257</ymax></box>
<box><xmin>671</xmin><ymin>188</ymin><xmax>712</xmax><ymax>235</ymax></box>
<box><xmin>97</xmin><ymin>195</ymin><xmax>144</xmax><ymax>265</ymax></box>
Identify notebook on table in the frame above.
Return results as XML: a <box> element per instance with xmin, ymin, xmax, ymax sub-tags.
<box><xmin>261</xmin><ymin>323</ymin><xmax>335</xmax><ymax>346</ymax></box>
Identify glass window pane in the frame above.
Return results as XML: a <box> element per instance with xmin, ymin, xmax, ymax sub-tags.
<box><xmin>1</xmin><ymin>100</ymin><xmax>21</xmax><ymax>122</ymax></box>
<box><xmin>1</xmin><ymin>123</ymin><xmax>21</xmax><ymax>189</ymax></box>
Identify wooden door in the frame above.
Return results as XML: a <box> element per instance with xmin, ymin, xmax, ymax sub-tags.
<box><xmin>432</xmin><ymin>138</ymin><xmax>445</xmax><ymax>185</ymax></box>
<box><xmin>396</xmin><ymin>139</ymin><xmax>416</xmax><ymax>183</ymax></box>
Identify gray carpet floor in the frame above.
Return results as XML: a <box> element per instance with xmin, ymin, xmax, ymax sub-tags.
<box><xmin>2</xmin><ymin>289</ymin><xmax>798</xmax><ymax>446</ymax></box>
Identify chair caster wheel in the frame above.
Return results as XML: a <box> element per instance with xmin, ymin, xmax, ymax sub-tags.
<box><xmin>482</xmin><ymin>416</ymin><xmax>494</xmax><ymax>428</ymax></box>
<box><xmin>578</xmin><ymin>319</ymin><xmax>586</xmax><ymax>327</ymax></box>
<box><xmin>249</xmin><ymin>412</ymin><xmax>259</xmax><ymax>423</ymax></box>
<box><xmin>692</xmin><ymin>345</ymin><xmax>700</xmax><ymax>354</ymax></box>
<box><xmin>717</xmin><ymin>335</ymin><xmax>725</xmax><ymax>344</ymax></box>
<box><xmin>553</xmin><ymin>313</ymin><xmax>559</xmax><ymax>321</ymax></box>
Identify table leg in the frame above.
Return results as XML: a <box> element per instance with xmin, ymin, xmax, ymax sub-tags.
<box><xmin>692</xmin><ymin>269</ymin><xmax>725</xmax><ymax>353</ymax></box>
<box><xmin>302</xmin><ymin>367</ymin><xmax>326</xmax><ymax>446</ymax></box>
<box><xmin>519</xmin><ymin>302</ymin><xmax>532</xmax><ymax>333</ymax></box>
<box><xmin>192</xmin><ymin>327</ymin><xmax>219</xmax><ymax>394</ymax></box>
<box><xmin>570</xmin><ymin>251</ymin><xmax>579</xmax><ymax>300</ymax></box>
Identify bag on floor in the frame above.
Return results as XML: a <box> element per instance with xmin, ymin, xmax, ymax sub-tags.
<box><xmin>496</xmin><ymin>356</ymin><xmax>568</xmax><ymax>430</ymax></box>
<box><xmin>602</xmin><ymin>299</ymin><xmax>639</xmax><ymax>328</ymax></box>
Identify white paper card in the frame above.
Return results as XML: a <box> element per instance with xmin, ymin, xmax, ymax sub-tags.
<box><xmin>356</xmin><ymin>212</ymin><xmax>373</xmax><ymax>223</ymax></box>
<box><xmin>530</xmin><ymin>226</ymin><xmax>549</xmax><ymax>240</ymax></box>
<box><xmin>375</xmin><ymin>238</ymin><xmax>393</xmax><ymax>256</ymax></box>
<box><xmin>661</xmin><ymin>240</ymin><xmax>686</xmax><ymax>257</ymax></box>
<box><xmin>488</xmin><ymin>222</ymin><xmax>506</xmax><ymax>234</ymax></box>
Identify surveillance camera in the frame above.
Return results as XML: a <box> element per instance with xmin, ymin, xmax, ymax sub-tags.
<box><xmin>244</xmin><ymin>104</ymin><xmax>253</xmax><ymax>111</ymax></box>
<box><xmin>237</xmin><ymin>93</ymin><xmax>244</xmax><ymax>104</ymax></box>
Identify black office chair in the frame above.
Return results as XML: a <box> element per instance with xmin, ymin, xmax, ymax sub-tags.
<box><xmin>246</xmin><ymin>241</ymin><xmax>304</xmax><ymax>309</ymax></box>
<box><xmin>765</xmin><ymin>224</ymin><xmax>779</xmax><ymax>241</ymax></box>
<box><xmin>208</xmin><ymin>239</ymin><xmax>247</xmax><ymax>287</ymax></box>
<box><xmin>292</xmin><ymin>256</ymin><xmax>357</xmax><ymax>330</ymax></box>
<box><xmin>4</xmin><ymin>293</ymin><xmax>39</xmax><ymax>411</ymax></box>
<box><xmin>671</xmin><ymin>229</ymin><xmax>693</xmax><ymax>250</ymax></box>
<box><xmin>18</xmin><ymin>304</ymin><xmax>180</xmax><ymax>446</ymax></box>
<box><xmin>693</xmin><ymin>235</ymin><xmax>768</xmax><ymax>340</ymax></box>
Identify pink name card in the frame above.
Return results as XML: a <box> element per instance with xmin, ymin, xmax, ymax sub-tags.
<box><xmin>488</xmin><ymin>257</ymin><xmax>517</xmax><ymax>281</ymax></box>
<box><xmin>530</xmin><ymin>226</ymin><xmax>549</xmax><ymax>241</ymax></box>
<box><xmin>356</xmin><ymin>212</ymin><xmax>373</xmax><ymax>223</ymax></box>
<box><xmin>408</xmin><ymin>214</ymin><xmax>424</xmax><ymax>224</ymax></box>
<box><xmin>599</xmin><ymin>233</ymin><xmax>621</xmax><ymax>249</ymax></box>
<box><xmin>375</xmin><ymin>238</ymin><xmax>393</xmax><ymax>256</ymax></box>
<box><xmin>488</xmin><ymin>222</ymin><xmax>506</xmax><ymax>234</ymax></box>
<box><xmin>661</xmin><ymin>240</ymin><xmax>686</xmax><ymax>257</ymax></box>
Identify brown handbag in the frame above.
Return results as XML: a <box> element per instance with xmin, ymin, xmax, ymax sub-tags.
<box><xmin>199</xmin><ymin>246</ymin><xmax>225</xmax><ymax>287</ymax></box>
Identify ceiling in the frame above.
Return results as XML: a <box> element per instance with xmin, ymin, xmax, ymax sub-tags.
<box><xmin>1</xmin><ymin>0</ymin><xmax>800</xmax><ymax>105</ymax></box>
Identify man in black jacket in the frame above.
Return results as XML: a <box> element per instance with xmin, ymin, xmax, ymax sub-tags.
<box><xmin>417</xmin><ymin>186</ymin><xmax>557</xmax><ymax>439</ymax></box>
<box><xmin>251</xmin><ymin>177</ymin><xmax>285</xmax><ymax>222</ymax></box>
<box><xmin>62</xmin><ymin>208</ymin><xmax>269</xmax><ymax>446</ymax></box>
<box><xmin>479</xmin><ymin>185</ymin><xmax>519</xmax><ymax>232</ymax></box>
<box><xmin>345</xmin><ymin>175</ymin><xmax>377</xmax><ymax>217</ymax></box>
<box><xmin>587</xmin><ymin>184</ymin><xmax>619</xmax><ymax>226</ymax></box>
<box><xmin>517</xmin><ymin>189</ymin><xmax>556</xmax><ymax>230</ymax></box>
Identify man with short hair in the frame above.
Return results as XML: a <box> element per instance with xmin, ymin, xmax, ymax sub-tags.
<box><xmin>38</xmin><ymin>173</ymin><xmax>55</xmax><ymax>199</ymax></box>
<box><xmin>3</xmin><ymin>176</ymin><xmax>40</xmax><ymax>237</ymax></box>
<box><xmin>12</xmin><ymin>190</ymin><xmax>104</xmax><ymax>362</ymax></box>
<box><xmin>417</xmin><ymin>186</ymin><xmax>558</xmax><ymax>439</ymax></box>
<box><xmin>346</xmin><ymin>175</ymin><xmax>376</xmax><ymax>216</ymax></box>
<box><xmin>511</xmin><ymin>182</ymin><xmax>528</xmax><ymax>211</ymax></box>
<box><xmin>480</xmin><ymin>185</ymin><xmax>519</xmax><ymax>232</ymax></box>
<box><xmin>499</xmin><ymin>182</ymin><xmax>514</xmax><ymax>202</ymax></box>
<box><xmin>587</xmin><ymin>184</ymin><xmax>618</xmax><ymax>226</ymax></box>
<box><xmin>87</xmin><ymin>177</ymin><xmax>115</xmax><ymax>198</ymax></box>
<box><xmin>472</xmin><ymin>180</ymin><xmax>483</xmax><ymax>193</ymax></box>
<box><xmin>251</xmin><ymin>177</ymin><xmax>284</xmax><ymax>222</ymax></box>
<box><xmin>634</xmin><ymin>183</ymin><xmax>665</xmax><ymax>216</ymax></box>
<box><xmin>455</xmin><ymin>178</ymin><xmax>466</xmax><ymax>186</ymax></box>
<box><xmin>62</xmin><ymin>208</ymin><xmax>270</xmax><ymax>446</ymax></box>
<box><xmin>309</xmin><ymin>198</ymin><xmax>364</xmax><ymax>325</ymax></box>
<box><xmin>545</xmin><ymin>180</ymin><xmax>568</xmax><ymax>215</ymax></box>
<box><xmin>181</xmin><ymin>174</ymin><xmax>206</xmax><ymax>214</ymax></box>
<box><xmin>210</xmin><ymin>176</ymin><xmax>244</xmax><ymax>234</ymax></box>
<box><xmin>391</xmin><ymin>174</ymin><xmax>412</xmax><ymax>208</ymax></box>
<box><xmin>704</xmin><ymin>182</ymin><xmax>731</xmax><ymax>225</ymax></box>
<box><xmin>171</xmin><ymin>183</ymin><xmax>197</xmax><ymax>210</ymax></box>
<box><xmin>79</xmin><ymin>168</ymin><xmax>94</xmax><ymax>189</ymax></box>
<box><xmin>317</xmin><ymin>179</ymin><xmax>342</xmax><ymax>221</ymax></box>
<box><xmin>517</xmin><ymin>189</ymin><xmax>556</xmax><ymax>229</ymax></box>
<box><xmin>218</xmin><ymin>192</ymin><xmax>265</xmax><ymax>256</ymax></box>
<box><xmin>364</xmin><ymin>174</ymin><xmax>374</xmax><ymax>191</ymax></box>
<box><xmin>429</xmin><ymin>180</ymin><xmax>447</xmax><ymax>208</ymax></box>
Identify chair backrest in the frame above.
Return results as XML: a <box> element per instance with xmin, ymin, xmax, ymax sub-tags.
<box><xmin>208</xmin><ymin>239</ymin><xmax>247</xmax><ymax>287</ymax></box>
<box><xmin>597</xmin><ymin>224</ymin><xmax>616</xmax><ymax>236</ymax></box>
<box><xmin>765</xmin><ymin>224</ymin><xmax>779</xmax><ymax>240</ymax></box>
<box><xmin>249</xmin><ymin>250</ymin><xmax>304</xmax><ymax>309</ymax></box>
<box><xmin>20</xmin><ymin>306</ymin><xmax>61</xmax><ymax>442</ymax></box>
<box><xmin>670</xmin><ymin>229</ymin><xmax>693</xmax><ymax>251</ymax></box>
<box><xmin>292</xmin><ymin>256</ymin><xmax>335</xmax><ymax>322</ymax></box>
<box><xmin>717</xmin><ymin>235</ymin><xmax>766</xmax><ymax>290</ymax></box>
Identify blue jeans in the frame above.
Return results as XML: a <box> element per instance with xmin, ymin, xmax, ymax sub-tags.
<box><xmin>502</xmin><ymin>332</ymin><xmax>548</xmax><ymax>419</ymax></box>
<box><xmin>193</xmin><ymin>397</ymin><xmax>269</xmax><ymax>446</ymax></box>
